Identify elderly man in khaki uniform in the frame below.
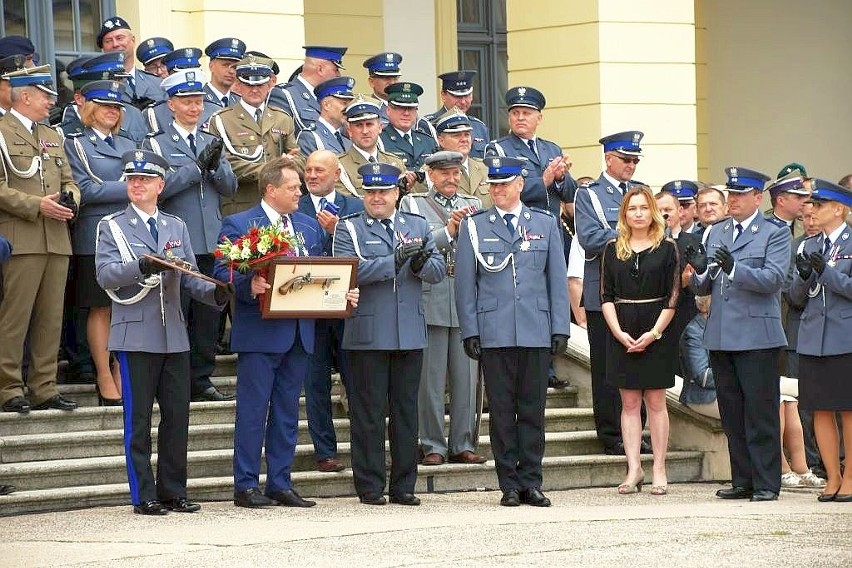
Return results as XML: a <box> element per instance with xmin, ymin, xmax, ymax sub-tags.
<box><xmin>208</xmin><ymin>55</ymin><xmax>299</xmax><ymax>217</ymax></box>
<box><xmin>0</xmin><ymin>66</ymin><xmax>80</xmax><ymax>413</ymax></box>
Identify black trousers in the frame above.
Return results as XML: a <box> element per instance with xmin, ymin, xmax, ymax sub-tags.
<box><xmin>182</xmin><ymin>254</ymin><xmax>218</xmax><ymax>395</ymax></box>
<box><xmin>116</xmin><ymin>350</ymin><xmax>191</xmax><ymax>505</ymax></box>
<box><xmin>346</xmin><ymin>349</ymin><xmax>422</xmax><ymax>497</ymax></box>
<box><xmin>481</xmin><ymin>347</ymin><xmax>549</xmax><ymax>492</ymax></box>
<box><xmin>710</xmin><ymin>348</ymin><xmax>781</xmax><ymax>493</ymax></box>
<box><xmin>587</xmin><ymin>311</ymin><xmax>623</xmax><ymax>448</ymax></box>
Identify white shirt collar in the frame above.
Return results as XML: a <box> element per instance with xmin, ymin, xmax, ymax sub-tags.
<box><xmin>260</xmin><ymin>199</ymin><xmax>283</xmax><ymax>226</ymax></box>
<box><xmin>206</xmin><ymin>83</ymin><xmax>229</xmax><ymax>102</ymax></box>
<box><xmin>171</xmin><ymin>121</ymin><xmax>198</xmax><ymax>146</ymax></box>
<box><xmin>9</xmin><ymin>109</ymin><xmax>33</xmax><ymax>132</ymax></box>
<box><xmin>733</xmin><ymin>208</ymin><xmax>761</xmax><ymax>230</ymax></box>
<box><xmin>131</xmin><ymin>203</ymin><xmax>158</xmax><ymax>225</ymax></box>
<box><xmin>603</xmin><ymin>172</ymin><xmax>626</xmax><ymax>190</ymax></box>
<box><xmin>240</xmin><ymin>99</ymin><xmax>264</xmax><ymax>117</ymax></box>
<box><xmin>296</xmin><ymin>75</ymin><xmax>316</xmax><ymax>99</ymax></box>
<box><xmin>394</xmin><ymin>127</ymin><xmax>412</xmax><ymax>138</ymax></box>
<box><xmin>495</xmin><ymin>202</ymin><xmax>524</xmax><ymax>221</ymax></box>
<box><xmin>353</xmin><ymin>145</ymin><xmax>377</xmax><ymax>163</ymax></box>
<box><xmin>825</xmin><ymin>223</ymin><xmax>847</xmax><ymax>245</ymax></box>
<box><xmin>310</xmin><ymin>191</ymin><xmax>337</xmax><ymax>212</ymax></box>
<box><xmin>318</xmin><ymin>116</ymin><xmax>340</xmax><ymax>134</ymax></box>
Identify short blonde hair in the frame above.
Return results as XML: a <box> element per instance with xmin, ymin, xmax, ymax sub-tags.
<box><xmin>79</xmin><ymin>100</ymin><xmax>123</xmax><ymax>134</ymax></box>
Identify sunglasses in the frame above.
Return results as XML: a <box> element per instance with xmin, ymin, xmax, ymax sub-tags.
<box><xmin>615</xmin><ymin>155</ymin><xmax>641</xmax><ymax>165</ymax></box>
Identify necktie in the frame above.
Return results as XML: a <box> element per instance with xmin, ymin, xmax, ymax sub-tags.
<box><xmin>734</xmin><ymin>223</ymin><xmax>743</xmax><ymax>241</ymax></box>
<box><xmin>368</xmin><ymin>155</ymin><xmax>377</xmax><ymax>164</ymax></box>
<box><xmin>30</xmin><ymin>122</ymin><xmax>37</xmax><ymax>141</ymax></box>
<box><xmin>104</xmin><ymin>134</ymin><xmax>115</xmax><ymax>148</ymax></box>
<box><xmin>404</xmin><ymin>132</ymin><xmax>413</xmax><ymax>147</ymax></box>
<box><xmin>281</xmin><ymin>215</ymin><xmax>289</xmax><ymax>230</ymax></box>
<box><xmin>127</xmin><ymin>75</ymin><xmax>136</xmax><ymax>96</ymax></box>
<box><xmin>255</xmin><ymin>108</ymin><xmax>263</xmax><ymax>124</ymax></box>
<box><xmin>527</xmin><ymin>139</ymin><xmax>537</xmax><ymax>157</ymax></box>
<box><xmin>187</xmin><ymin>133</ymin><xmax>196</xmax><ymax>155</ymax></box>
<box><xmin>618</xmin><ymin>182</ymin><xmax>627</xmax><ymax>194</ymax></box>
<box><xmin>318</xmin><ymin>197</ymin><xmax>328</xmax><ymax>212</ymax></box>
<box><xmin>222</xmin><ymin>96</ymin><xmax>229</xmax><ymax>107</ymax></box>
<box><xmin>823</xmin><ymin>237</ymin><xmax>832</xmax><ymax>256</ymax></box>
<box><xmin>147</xmin><ymin>217</ymin><xmax>159</xmax><ymax>244</ymax></box>
<box><xmin>334</xmin><ymin>130</ymin><xmax>345</xmax><ymax>149</ymax></box>
<box><xmin>381</xmin><ymin>218</ymin><xmax>394</xmax><ymax>241</ymax></box>
<box><xmin>503</xmin><ymin>213</ymin><xmax>515</xmax><ymax>236</ymax></box>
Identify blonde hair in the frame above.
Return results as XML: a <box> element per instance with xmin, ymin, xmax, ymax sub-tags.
<box><xmin>79</xmin><ymin>100</ymin><xmax>123</xmax><ymax>134</ymax></box>
<box><xmin>614</xmin><ymin>185</ymin><xmax>666</xmax><ymax>261</ymax></box>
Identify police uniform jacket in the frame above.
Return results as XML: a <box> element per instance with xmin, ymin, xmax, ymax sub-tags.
<box><xmin>57</xmin><ymin>103</ymin><xmax>147</xmax><ymax>144</ymax></box>
<box><xmin>335</xmin><ymin>147</ymin><xmax>406</xmax><ymax>198</ymax></box>
<box><xmin>0</xmin><ymin>116</ymin><xmax>79</xmax><ymax>255</ymax></box>
<box><xmin>460</xmin><ymin>157</ymin><xmax>491</xmax><ymax>209</ymax></box>
<box><xmin>789</xmin><ymin>226</ymin><xmax>852</xmax><ymax>357</ymax></box>
<box><xmin>95</xmin><ymin>206</ymin><xmax>223</xmax><ymax>353</ymax></box>
<box><xmin>268</xmin><ymin>80</ymin><xmax>319</xmax><ymax>133</ymax></box>
<box><xmin>370</xmin><ymin>96</ymin><xmax>389</xmax><ymax>126</ymax></box>
<box><xmin>692</xmin><ymin>214</ymin><xmax>790</xmax><ymax>351</ymax></box>
<box><xmin>64</xmin><ymin>128</ymin><xmax>136</xmax><ymax>254</ymax></box>
<box><xmin>333</xmin><ymin>210</ymin><xmax>446</xmax><ymax>350</ymax></box>
<box><xmin>399</xmin><ymin>189</ymin><xmax>481</xmax><ymax>327</ymax></box>
<box><xmin>379</xmin><ymin>125</ymin><xmax>436</xmax><ymax>172</ymax></box>
<box><xmin>574</xmin><ymin>174</ymin><xmax>629</xmax><ymax>311</ymax></box>
<box><xmin>782</xmin><ymin>233</ymin><xmax>809</xmax><ymax>350</ymax></box>
<box><xmin>127</xmin><ymin>69</ymin><xmax>167</xmax><ymax>104</ymax></box>
<box><xmin>213</xmin><ymin>204</ymin><xmax>326</xmax><ymax>354</ymax></box>
<box><xmin>485</xmin><ymin>133</ymin><xmax>577</xmax><ymax>218</ymax></box>
<box><xmin>143</xmin><ymin>99</ymin><xmax>220</xmax><ymax>134</ymax></box>
<box><xmin>143</xmin><ymin>124</ymin><xmax>237</xmax><ymax>254</ymax></box>
<box><xmin>203</xmin><ymin>84</ymin><xmax>240</xmax><ymax>108</ymax></box>
<box><xmin>425</xmin><ymin>106</ymin><xmax>490</xmax><ymax>159</ymax></box>
<box><xmin>297</xmin><ymin>191</ymin><xmax>364</xmax><ymax>255</ymax></box>
<box><xmin>454</xmin><ymin>205</ymin><xmax>570</xmax><ymax>348</ymax></box>
<box><xmin>296</xmin><ymin>119</ymin><xmax>350</xmax><ymax>156</ymax></box>
<box><xmin>206</xmin><ymin>104</ymin><xmax>299</xmax><ymax>216</ymax></box>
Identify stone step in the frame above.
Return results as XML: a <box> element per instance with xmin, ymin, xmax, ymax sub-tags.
<box><xmin>0</xmin><ymin>451</ymin><xmax>703</xmax><ymax>516</ymax></box>
<box><xmin>0</xmin><ymin>408</ymin><xmax>596</xmax><ymax>464</ymax></box>
<box><xmin>0</xmin><ymin>430</ymin><xmax>606</xmax><ymax>492</ymax></box>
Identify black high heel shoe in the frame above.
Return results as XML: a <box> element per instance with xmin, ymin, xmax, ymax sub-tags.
<box><xmin>96</xmin><ymin>385</ymin><xmax>122</xmax><ymax>407</ymax></box>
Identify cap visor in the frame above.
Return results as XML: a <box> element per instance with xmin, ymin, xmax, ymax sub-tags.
<box><xmin>446</xmin><ymin>88</ymin><xmax>473</xmax><ymax>96</ymax></box>
<box><xmin>487</xmin><ymin>174</ymin><xmax>518</xmax><ymax>184</ymax></box>
<box><xmin>35</xmin><ymin>84</ymin><xmax>58</xmax><ymax>97</ymax></box>
<box><xmin>91</xmin><ymin>97</ymin><xmax>124</xmax><ymax>106</ymax></box>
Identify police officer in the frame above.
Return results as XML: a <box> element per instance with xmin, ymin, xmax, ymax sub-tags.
<box><xmin>0</xmin><ymin>36</ymin><xmax>36</xmax><ymax>115</ymax></box>
<box><xmin>333</xmin><ymin>162</ymin><xmax>446</xmax><ymax>506</ymax></box>
<box><xmin>380</xmin><ymin>82</ymin><xmax>436</xmax><ymax>184</ymax></box>
<box><xmin>574</xmin><ymin>130</ymin><xmax>647</xmax><ymax>455</ymax></box>
<box><xmin>425</xmin><ymin>71</ymin><xmax>490</xmax><ymax>158</ymax></box>
<box><xmin>433</xmin><ymin>109</ymin><xmax>490</xmax><ymax>207</ymax></box>
<box><xmin>363</xmin><ymin>51</ymin><xmax>402</xmax><ymax>125</ymax></box>
<box><xmin>454</xmin><ymin>156</ymin><xmax>570</xmax><ymax>507</ymax></box>
<box><xmin>666</xmin><ymin>180</ymin><xmax>699</xmax><ymax>234</ymax></box>
<box><xmin>335</xmin><ymin>96</ymin><xmax>408</xmax><ymax>198</ymax></box>
<box><xmin>207</xmin><ymin>54</ymin><xmax>299</xmax><ymax>217</ymax></box>
<box><xmin>143</xmin><ymin>49</ymin><xmax>221</xmax><ymax>133</ymax></box>
<box><xmin>687</xmin><ymin>166</ymin><xmax>790</xmax><ymax>502</ymax></box>
<box><xmin>142</xmin><ymin>69</ymin><xmax>238</xmax><ymax>402</ymax></box>
<box><xmin>95</xmin><ymin>150</ymin><xmax>230</xmax><ymax>514</ymax></box>
<box><xmin>96</xmin><ymin>16</ymin><xmax>166</xmax><ymax>106</ymax></box>
<box><xmin>136</xmin><ymin>37</ymin><xmax>173</xmax><ymax>79</ymax></box>
<box><xmin>484</xmin><ymin>86</ymin><xmax>576</xmax><ymax>218</ymax></box>
<box><xmin>296</xmin><ymin>76</ymin><xmax>355</xmax><ymax>156</ymax></box>
<box><xmin>399</xmin><ymin>151</ymin><xmax>486</xmax><ymax>466</ymax></box>
<box><xmin>0</xmin><ymin>67</ymin><xmax>80</xmax><ymax>414</ymax></box>
<box><xmin>268</xmin><ymin>45</ymin><xmax>347</xmax><ymax>133</ymax></box>
<box><xmin>204</xmin><ymin>37</ymin><xmax>246</xmax><ymax>108</ymax></box>
<box><xmin>766</xmin><ymin>172</ymin><xmax>810</xmax><ymax>238</ymax></box>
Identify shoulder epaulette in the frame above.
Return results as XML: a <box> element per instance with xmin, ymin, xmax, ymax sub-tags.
<box><xmin>763</xmin><ymin>215</ymin><xmax>787</xmax><ymax>228</ymax></box>
<box><xmin>407</xmin><ymin>192</ymin><xmax>429</xmax><ymax>198</ymax></box>
<box><xmin>582</xmin><ymin>180</ymin><xmax>600</xmax><ymax>188</ymax></box>
<box><xmin>529</xmin><ymin>206</ymin><xmax>554</xmax><ymax>217</ymax></box>
<box><xmin>470</xmin><ymin>208</ymin><xmax>489</xmax><ymax>217</ymax></box>
<box><xmin>400</xmin><ymin>211</ymin><xmax>425</xmax><ymax>220</ymax></box>
<box><xmin>66</xmin><ymin>131</ymin><xmax>83</xmax><ymax>138</ymax></box>
<box><xmin>339</xmin><ymin>212</ymin><xmax>361</xmax><ymax>221</ymax></box>
<box><xmin>101</xmin><ymin>210</ymin><xmax>124</xmax><ymax>221</ymax></box>
<box><xmin>145</xmin><ymin>130</ymin><xmax>163</xmax><ymax>138</ymax></box>
<box><xmin>711</xmin><ymin>216</ymin><xmax>731</xmax><ymax>226</ymax></box>
<box><xmin>116</xmin><ymin>130</ymin><xmax>134</xmax><ymax>141</ymax></box>
<box><xmin>160</xmin><ymin>211</ymin><xmax>182</xmax><ymax>221</ymax></box>
<box><xmin>803</xmin><ymin>233</ymin><xmax>820</xmax><ymax>242</ymax></box>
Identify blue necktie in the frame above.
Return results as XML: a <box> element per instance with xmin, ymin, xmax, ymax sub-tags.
<box><xmin>104</xmin><ymin>134</ymin><xmax>114</xmax><ymax>148</ymax></box>
<box><xmin>734</xmin><ymin>223</ymin><xmax>743</xmax><ymax>241</ymax></box>
<box><xmin>618</xmin><ymin>182</ymin><xmax>627</xmax><ymax>194</ymax></box>
<box><xmin>187</xmin><ymin>133</ymin><xmax>196</xmax><ymax>155</ymax></box>
<box><xmin>527</xmin><ymin>139</ymin><xmax>537</xmax><ymax>157</ymax></box>
<box><xmin>222</xmin><ymin>96</ymin><xmax>229</xmax><ymax>108</ymax></box>
<box><xmin>127</xmin><ymin>75</ymin><xmax>136</xmax><ymax>96</ymax></box>
<box><xmin>823</xmin><ymin>237</ymin><xmax>831</xmax><ymax>256</ymax></box>
<box><xmin>335</xmin><ymin>130</ymin><xmax>345</xmax><ymax>149</ymax></box>
<box><xmin>318</xmin><ymin>197</ymin><xmax>328</xmax><ymax>213</ymax></box>
<box><xmin>147</xmin><ymin>217</ymin><xmax>159</xmax><ymax>244</ymax></box>
<box><xmin>381</xmin><ymin>218</ymin><xmax>394</xmax><ymax>241</ymax></box>
<box><xmin>503</xmin><ymin>213</ymin><xmax>515</xmax><ymax>236</ymax></box>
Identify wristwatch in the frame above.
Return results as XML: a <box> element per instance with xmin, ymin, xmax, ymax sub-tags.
<box><xmin>650</xmin><ymin>328</ymin><xmax>662</xmax><ymax>340</ymax></box>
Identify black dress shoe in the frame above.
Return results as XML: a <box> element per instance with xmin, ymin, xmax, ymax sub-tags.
<box><xmin>133</xmin><ymin>500</ymin><xmax>167</xmax><ymax>515</ymax></box>
<box><xmin>2</xmin><ymin>396</ymin><xmax>30</xmax><ymax>414</ymax></box>
<box><xmin>235</xmin><ymin>488</ymin><xmax>275</xmax><ymax>508</ymax></box>
<box><xmin>817</xmin><ymin>491</ymin><xmax>838</xmax><ymax>503</ymax></box>
<box><xmin>31</xmin><ymin>395</ymin><xmax>78</xmax><ymax>411</ymax></box>
<box><xmin>716</xmin><ymin>486</ymin><xmax>753</xmax><ymax>499</ymax></box>
<box><xmin>604</xmin><ymin>442</ymin><xmax>626</xmax><ymax>456</ymax></box>
<box><xmin>640</xmin><ymin>440</ymin><xmax>653</xmax><ymax>454</ymax></box>
<box><xmin>191</xmin><ymin>386</ymin><xmax>234</xmax><ymax>402</ymax></box>
<box><xmin>520</xmin><ymin>487</ymin><xmax>552</xmax><ymax>507</ymax></box>
<box><xmin>268</xmin><ymin>489</ymin><xmax>316</xmax><ymax>507</ymax></box>
<box><xmin>834</xmin><ymin>493</ymin><xmax>852</xmax><ymax>502</ymax></box>
<box><xmin>162</xmin><ymin>497</ymin><xmax>201</xmax><ymax>512</ymax></box>
<box><xmin>500</xmin><ymin>489</ymin><xmax>520</xmax><ymax>507</ymax></box>
<box><xmin>750</xmin><ymin>490</ymin><xmax>779</xmax><ymax>502</ymax></box>
<box><xmin>359</xmin><ymin>493</ymin><xmax>387</xmax><ymax>506</ymax></box>
<box><xmin>389</xmin><ymin>493</ymin><xmax>420</xmax><ymax>506</ymax></box>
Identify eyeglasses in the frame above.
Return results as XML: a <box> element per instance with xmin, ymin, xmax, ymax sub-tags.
<box><xmin>630</xmin><ymin>254</ymin><xmax>640</xmax><ymax>279</ymax></box>
<box><xmin>615</xmin><ymin>155</ymin><xmax>641</xmax><ymax>165</ymax></box>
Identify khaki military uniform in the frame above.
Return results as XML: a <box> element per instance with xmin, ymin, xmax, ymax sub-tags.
<box><xmin>335</xmin><ymin>146</ymin><xmax>406</xmax><ymax>198</ymax></box>
<box><xmin>461</xmin><ymin>157</ymin><xmax>491</xmax><ymax>209</ymax></box>
<box><xmin>207</xmin><ymin>105</ymin><xmax>300</xmax><ymax>217</ymax></box>
<box><xmin>0</xmin><ymin>115</ymin><xmax>80</xmax><ymax>405</ymax></box>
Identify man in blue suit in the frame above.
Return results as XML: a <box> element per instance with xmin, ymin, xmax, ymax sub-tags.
<box><xmin>454</xmin><ymin>156</ymin><xmax>570</xmax><ymax>507</ymax></box>
<box><xmin>688</xmin><ymin>166</ymin><xmax>790</xmax><ymax>502</ymax></box>
<box><xmin>297</xmin><ymin>150</ymin><xmax>364</xmax><ymax>472</ymax></box>
<box><xmin>333</xmin><ymin>162</ymin><xmax>446</xmax><ymax>506</ymax></box>
<box><xmin>484</xmin><ymin>86</ymin><xmax>576</xmax><ymax>218</ymax></box>
<box><xmin>215</xmin><ymin>156</ymin><xmax>353</xmax><ymax>509</ymax></box>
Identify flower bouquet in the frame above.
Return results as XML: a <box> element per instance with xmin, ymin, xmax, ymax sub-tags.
<box><xmin>214</xmin><ymin>220</ymin><xmax>301</xmax><ymax>281</ymax></box>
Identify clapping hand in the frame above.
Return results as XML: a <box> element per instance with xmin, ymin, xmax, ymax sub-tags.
<box><xmin>409</xmin><ymin>247</ymin><xmax>430</xmax><ymax>273</ymax></box>
<box><xmin>713</xmin><ymin>245</ymin><xmax>735</xmax><ymax>274</ymax></box>
<box><xmin>394</xmin><ymin>242</ymin><xmax>422</xmax><ymax>272</ymax></box>
<box><xmin>684</xmin><ymin>244</ymin><xmax>708</xmax><ymax>273</ymax></box>
<box><xmin>795</xmin><ymin>253</ymin><xmax>813</xmax><ymax>279</ymax></box>
<box><xmin>808</xmin><ymin>251</ymin><xmax>827</xmax><ymax>275</ymax></box>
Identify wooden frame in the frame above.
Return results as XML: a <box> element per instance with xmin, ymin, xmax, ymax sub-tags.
<box><xmin>261</xmin><ymin>257</ymin><xmax>358</xmax><ymax>319</ymax></box>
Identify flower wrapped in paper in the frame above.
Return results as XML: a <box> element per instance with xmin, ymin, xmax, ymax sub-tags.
<box><xmin>214</xmin><ymin>220</ymin><xmax>302</xmax><ymax>281</ymax></box>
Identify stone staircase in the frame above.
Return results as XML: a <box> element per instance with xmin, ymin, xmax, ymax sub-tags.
<box><xmin>0</xmin><ymin>347</ymin><xmax>705</xmax><ymax>516</ymax></box>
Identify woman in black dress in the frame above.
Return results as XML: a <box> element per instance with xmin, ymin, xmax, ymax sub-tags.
<box><xmin>601</xmin><ymin>186</ymin><xmax>679</xmax><ymax>495</ymax></box>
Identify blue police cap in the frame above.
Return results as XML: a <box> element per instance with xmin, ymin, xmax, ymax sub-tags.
<box><xmin>434</xmin><ymin>108</ymin><xmax>472</xmax><ymax>134</ymax></box>
<box><xmin>205</xmin><ymin>37</ymin><xmax>246</xmax><ymax>61</ymax></box>
<box><xmin>486</xmin><ymin>156</ymin><xmax>526</xmax><ymax>184</ymax></box>
<box><xmin>599</xmin><ymin>131</ymin><xmax>644</xmax><ymax>156</ymax></box>
<box><xmin>80</xmin><ymin>80</ymin><xmax>124</xmax><ymax>105</ymax></box>
<box><xmin>725</xmin><ymin>167</ymin><xmax>770</xmax><ymax>192</ymax></box>
<box><xmin>506</xmin><ymin>86</ymin><xmax>545</xmax><ymax>111</ymax></box>
<box><xmin>96</xmin><ymin>16</ymin><xmax>131</xmax><ymax>48</ymax></box>
<box><xmin>344</xmin><ymin>96</ymin><xmax>381</xmax><ymax>122</ymax></box>
<box><xmin>807</xmin><ymin>179</ymin><xmax>852</xmax><ymax>207</ymax></box>
<box><xmin>235</xmin><ymin>55</ymin><xmax>274</xmax><ymax>85</ymax></box>
<box><xmin>122</xmin><ymin>150</ymin><xmax>169</xmax><ymax>178</ymax></box>
<box><xmin>163</xmin><ymin>48</ymin><xmax>203</xmax><ymax>72</ymax></box>
<box><xmin>78</xmin><ymin>52</ymin><xmax>127</xmax><ymax>76</ymax></box>
<box><xmin>0</xmin><ymin>35</ymin><xmax>36</xmax><ymax>59</ymax></box>
<box><xmin>6</xmin><ymin>65</ymin><xmax>57</xmax><ymax>96</ymax></box>
<box><xmin>303</xmin><ymin>45</ymin><xmax>347</xmax><ymax>69</ymax></box>
<box><xmin>362</xmin><ymin>52</ymin><xmax>402</xmax><ymax>77</ymax></box>
<box><xmin>385</xmin><ymin>82</ymin><xmax>423</xmax><ymax>107</ymax></box>
<box><xmin>358</xmin><ymin>162</ymin><xmax>401</xmax><ymax>190</ymax></box>
<box><xmin>161</xmin><ymin>69</ymin><xmax>206</xmax><ymax>97</ymax></box>
<box><xmin>425</xmin><ymin>151</ymin><xmax>464</xmax><ymax>169</ymax></box>
<box><xmin>438</xmin><ymin>71</ymin><xmax>476</xmax><ymax>96</ymax></box>
<box><xmin>314</xmin><ymin>76</ymin><xmax>355</xmax><ymax>101</ymax></box>
<box><xmin>767</xmin><ymin>173</ymin><xmax>810</xmax><ymax>198</ymax></box>
<box><xmin>65</xmin><ymin>56</ymin><xmax>91</xmax><ymax>77</ymax></box>
<box><xmin>136</xmin><ymin>37</ymin><xmax>173</xmax><ymax>65</ymax></box>
<box><xmin>661</xmin><ymin>180</ymin><xmax>698</xmax><ymax>202</ymax></box>
<box><xmin>0</xmin><ymin>55</ymin><xmax>27</xmax><ymax>77</ymax></box>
